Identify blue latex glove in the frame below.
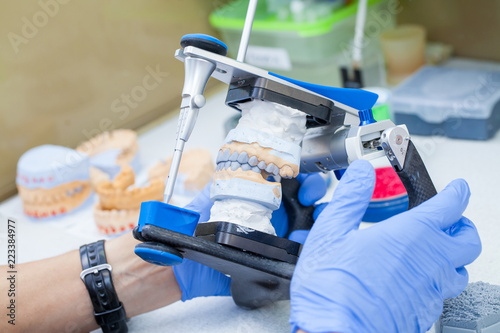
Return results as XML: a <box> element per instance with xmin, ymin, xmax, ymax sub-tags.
<box><xmin>290</xmin><ymin>160</ymin><xmax>482</xmax><ymax>333</ymax></box>
<box><xmin>173</xmin><ymin>185</ymin><xmax>231</xmax><ymax>301</ymax></box>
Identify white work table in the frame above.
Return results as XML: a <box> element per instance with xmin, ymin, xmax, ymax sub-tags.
<box><xmin>1</xmin><ymin>88</ymin><xmax>500</xmax><ymax>332</ymax></box>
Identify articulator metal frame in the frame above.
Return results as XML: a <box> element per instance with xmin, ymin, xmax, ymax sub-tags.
<box><xmin>134</xmin><ymin>44</ymin><xmax>437</xmax><ymax>309</ymax></box>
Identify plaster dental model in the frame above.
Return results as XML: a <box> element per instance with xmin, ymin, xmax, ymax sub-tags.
<box><xmin>76</xmin><ymin>129</ymin><xmax>140</xmax><ymax>187</ymax></box>
<box><xmin>94</xmin><ymin>165</ymin><xmax>164</xmax><ymax>234</ymax></box>
<box><xmin>148</xmin><ymin>148</ymin><xmax>214</xmax><ymax>201</ymax></box>
<box><xmin>209</xmin><ymin>100</ymin><xmax>307</xmax><ymax>235</ymax></box>
<box><xmin>16</xmin><ymin>145</ymin><xmax>91</xmax><ymax>218</ymax></box>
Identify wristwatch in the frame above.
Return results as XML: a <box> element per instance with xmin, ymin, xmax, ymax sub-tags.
<box><xmin>80</xmin><ymin>240</ymin><xmax>128</xmax><ymax>333</ymax></box>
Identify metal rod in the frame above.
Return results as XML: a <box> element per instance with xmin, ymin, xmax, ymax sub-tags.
<box><xmin>163</xmin><ymin>140</ymin><xmax>185</xmax><ymax>204</ymax></box>
<box><xmin>237</xmin><ymin>0</ymin><xmax>258</xmax><ymax>62</ymax></box>
<box><xmin>352</xmin><ymin>0</ymin><xmax>368</xmax><ymax>68</ymax></box>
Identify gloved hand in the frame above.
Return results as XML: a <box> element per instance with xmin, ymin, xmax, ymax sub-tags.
<box><xmin>272</xmin><ymin>173</ymin><xmax>327</xmax><ymax>237</ymax></box>
<box><xmin>290</xmin><ymin>160</ymin><xmax>482</xmax><ymax>333</ymax></box>
<box><xmin>173</xmin><ymin>185</ymin><xmax>231</xmax><ymax>301</ymax></box>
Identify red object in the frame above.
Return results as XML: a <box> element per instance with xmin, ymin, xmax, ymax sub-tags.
<box><xmin>371</xmin><ymin>167</ymin><xmax>407</xmax><ymax>201</ymax></box>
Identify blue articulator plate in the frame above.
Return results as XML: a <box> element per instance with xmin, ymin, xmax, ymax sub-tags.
<box><xmin>270</xmin><ymin>72</ymin><xmax>379</xmax><ymax>111</ymax></box>
<box><xmin>138</xmin><ymin>224</ymin><xmax>294</xmax><ymax>309</ymax></box>
<box><xmin>226</xmin><ymin>73</ymin><xmax>378</xmax><ymax>128</ymax></box>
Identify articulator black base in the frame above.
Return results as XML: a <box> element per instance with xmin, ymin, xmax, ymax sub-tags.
<box><xmin>134</xmin><ymin>222</ymin><xmax>299</xmax><ymax>309</ymax></box>
<box><xmin>133</xmin><ymin>177</ymin><xmax>315</xmax><ymax>309</ymax></box>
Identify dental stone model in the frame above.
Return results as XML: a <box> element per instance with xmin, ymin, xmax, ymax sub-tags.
<box><xmin>16</xmin><ymin>145</ymin><xmax>91</xmax><ymax>218</ymax></box>
<box><xmin>148</xmin><ymin>148</ymin><xmax>214</xmax><ymax>203</ymax></box>
<box><xmin>209</xmin><ymin>100</ymin><xmax>307</xmax><ymax>235</ymax></box>
<box><xmin>94</xmin><ymin>165</ymin><xmax>164</xmax><ymax>234</ymax></box>
<box><xmin>76</xmin><ymin>129</ymin><xmax>140</xmax><ymax>188</ymax></box>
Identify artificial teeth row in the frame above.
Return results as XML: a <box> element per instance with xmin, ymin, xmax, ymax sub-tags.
<box><xmin>215</xmin><ymin>160</ymin><xmax>280</xmax><ymax>175</ymax></box>
<box><xmin>216</xmin><ymin>149</ymin><xmax>291</xmax><ymax>177</ymax></box>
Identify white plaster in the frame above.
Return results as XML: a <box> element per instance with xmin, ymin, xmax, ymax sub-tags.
<box><xmin>236</xmin><ymin>100</ymin><xmax>307</xmax><ymax>144</ymax></box>
<box><xmin>208</xmin><ymin>199</ymin><xmax>276</xmax><ymax>235</ymax></box>
<box><xmin>211</xmin><ymin>178</ymin><xmax>281</xmax><ymax>210</ymax></box>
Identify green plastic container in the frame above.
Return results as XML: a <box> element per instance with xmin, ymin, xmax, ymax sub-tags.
<box><xmin>210</xmin><ymin>0</ymin><xmax>394</xmax><ymax>86</ymax></box>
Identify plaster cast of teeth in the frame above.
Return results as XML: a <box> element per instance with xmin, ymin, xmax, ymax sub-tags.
<box><xmin>231</xmin><ymin>161</ymin><xmax>240</xmax><ymax>171</ymax></box>
<box><xmin>209</xmin><ymin>100</ymin><xmax>307</xmax><ymax>234</ymax></box>
<box><xmin>237</xmin><ymin>151</ymin><xmax>249</xmax><ymax>164</ymax></box>
<box><xmin>76</xmin><ymin>129</ymin><xmax>140</xmax><ymax>181</ymax></box>
<box><xmin>216</xmin><ymin>146</ymin><xmax>296</xmax><ymax>179</ymax></box>
<box><xmin>248</xmin><ymin>156</ymin><xmax>259</xmax><ymax>166</ymax></box>
<box><xmin>211</xmin><ymin>177</ymin><xmax>281</xmax><ymax>210</ymax></box>
<box><xmin>209</xmin><ymin>199</ymin><xmax>276</xmax><ymax>235</ymax></box>
<box><xmin>229</xmin><ymin>151</ymin><xmax>239</xmax><ymax>161</ymax></box>
<box><xmin>17</xmin><ymin>180</ymin><xmax>88</xmax><ymax>204</ymax></box>
<box><xmin>241</xmin><ymin>164</ymin><xmax>251</xmax><ymax>172</ymax></box>
<box><xmin>18</xmin><ymin>182</ymin><xmax>92</xmax><ymax>218</ymax></box>
<box><xmin>16</xmin><ymin>144</ymin><xmax>92</xmax><ymax>218</ymax></box>
<box><xmin>89</xmin><ymin>166</ymin><xmax>110</xmax><ymax>188</ymax></box>
<box><xmin>226</xmin><ymin>128</ymin><xmax>301</xmax><ymax>166</ymax></box>
<box><xmin>279</xmin><ymin>165</ymin><xmax>294</xmax><ymax>178</ymax></box>
<box><xmin>218</xmin><ymin>141</ymin><xmax>300</xmax><ymax>178</ymax></box>
<box><xmin>95</xmin><ymin>165</ymin><xmax>164</xmax><ymax>235</ymax></box>
<box><xmin>265</xmin><ymin>163</ymin><xmax>277</xmax><ymax>175</ymax></box>
<box><xmin>148</xmin><ymin>148</ymin><xmax>214</xmax><ymax>194</ymax></box>
<box><xmin>97</xmin><ymin>165</ymin><xmax>164</xmax><ymax>211</ymax></box>
<box><xmin>236</xmin><ymin>100</ymin><xmax>307</xmax><ymax>144</ymax></box>
<box><xmin>76</xmin><ymin>129</ymin><xmax>138</xmax><ymax>166</ymax></box>
<box><xmin>94</xmin><ymin>204</ymin><xmax>140</xmax><ymax>235</ymax></box>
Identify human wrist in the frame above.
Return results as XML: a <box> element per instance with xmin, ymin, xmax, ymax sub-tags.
<box><xmin>79</xmin><ymin>240</ymin><xmax>128</xmax><ymax>332</ymax></box>
<box><xmin>104</xmin><ymin>232</ymin><xmax>182</xmax><ymax>317</ymax></box>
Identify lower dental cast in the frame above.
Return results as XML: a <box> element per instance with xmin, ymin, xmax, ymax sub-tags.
<box><xmin>209</xmin><ymin>100</ymin><xmax>307</xmax><ymax>235</ymax></box>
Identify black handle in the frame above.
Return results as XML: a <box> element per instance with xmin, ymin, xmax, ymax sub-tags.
<box><xmin>281</xmin><ymin>178</ymin><xmax>316</xmax><ymax>238</ymax></box>
<box><xmin>396</xmin><ymin>140</ymin><xmax>437</xmax><ymax>209</ymax></box>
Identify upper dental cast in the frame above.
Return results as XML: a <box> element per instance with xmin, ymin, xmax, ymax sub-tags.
<box><xmin>209</xmin><ymin>100</ymin><xmax>307</xmax><ymax>235</ymax></box>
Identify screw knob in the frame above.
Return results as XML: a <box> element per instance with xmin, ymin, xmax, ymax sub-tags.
<box><xmin>181</xmin><ymin>34</ymin><xmax>228</xmax><ymax>56</ymax></box>
<box><xmin>358</xmin><ymin>109</ymin><xmax>376</xmax><ymax>126</ymax></box>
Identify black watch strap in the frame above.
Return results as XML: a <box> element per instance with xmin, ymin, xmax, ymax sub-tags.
<box><xmin>80</xmin><ymin>240</ymin><xmax>128</xmax><ymax>333</ymax></box>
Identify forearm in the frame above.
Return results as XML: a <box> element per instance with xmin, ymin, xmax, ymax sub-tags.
<box><xmin>105</xmin><ymin>232</ymin><xmax>182</xmax><ymax>318</ymax></box>
<box><xmin>0</xmin><ymin>232</ymin><xmax>182</xmax><ymax>332</ymax></box>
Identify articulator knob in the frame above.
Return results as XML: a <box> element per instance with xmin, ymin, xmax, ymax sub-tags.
<box><xmin>180</xmin><ymin>34</ymin><xmax>228</xmax><ymax>56</ymax></box>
